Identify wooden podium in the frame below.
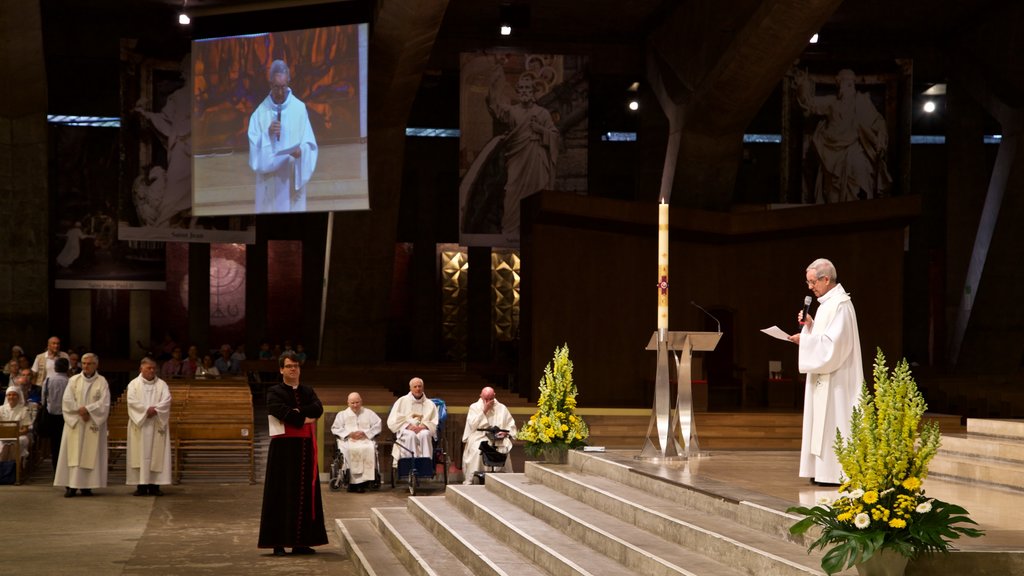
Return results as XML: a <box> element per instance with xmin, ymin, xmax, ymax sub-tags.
<box><xmin>638</xmin><ymin>330</ymin><xmax>721</xmax><ymax>460</ymax></box>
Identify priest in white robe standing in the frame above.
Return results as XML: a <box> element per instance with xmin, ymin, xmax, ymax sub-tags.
<box><xmin>789</xmin><ymin>258</ymin><xmax>864</xmax><ymax>486</ymax></box>
<box><xmin>331</xmin><ymin>392</ymin><xmax>381</xmax><ymax>492</ymax></box>
<box><xmin>387</xmin><ymin>377</ymin><xmax>438</xmax><ymax>466</ymax></box>
<box><xmin>126</xmin><ymin>357</ymin><xmax>172</xmax><ymax>496</ymax></box>
<box><xmin>54</xmin><ymin>353</ymin><xmax>110</xmax><ymax>497</ymax></box>
<box><xmin>248</xmin><ymin>59</ymin><xmax>318</xmax><ymax>214</ymax></box>
<box><xmin>462</xmin><ymin>386</ymin><xmax>517</xmax><ymax>483</ymax></box>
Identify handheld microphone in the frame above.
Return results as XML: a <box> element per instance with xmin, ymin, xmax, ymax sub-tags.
<box><xmin>690</xmin><ymin>301</ymin><xmax>721</xmax><ymax>333</ymax></box>
<box><xmin>275</xmin><ymin>105</ymin><xmax>281</xmax><ymax>141</ymax></box>
<box><xmin>801</xmin><ymin>295</ymin><xmax>812</xmax><ymax>325</ymax></box>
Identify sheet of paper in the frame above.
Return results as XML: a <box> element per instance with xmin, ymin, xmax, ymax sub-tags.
<box><xmin>275</xmin><ymin>144</ymin><xmax>300</xmax><ymax>156</ymax></box>
<box><xmin>760</xmin><ymin>325</ymin><xmax>794</xmax><ymax>342</ymax></box>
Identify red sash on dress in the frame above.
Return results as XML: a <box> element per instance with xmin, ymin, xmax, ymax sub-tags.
<box><xmin>275</xmin><ymin>421</ymin><xmax>319</xmax><ymax>518</ymax></box>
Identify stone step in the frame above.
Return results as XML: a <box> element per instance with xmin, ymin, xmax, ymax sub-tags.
<box><xmin>940</xmin><ymin>434</ymin><xmax>1024</xmax><ymax>464</ymax></box>
<box><xmin>445</xmin><ymin>483</ymin><xmax>749</xmax><ymax>576</ymax></box>
<box><xmin>966</xmin><ymin>418</ymin><xmax>1024</xmax><ymax>439</ymax></box>
<box><xmin>929</xmin><ymin>452</ymin><xmax>1024</xmax><ymax>492</ymax></box>
<box><xmin>561</xmin><ymin>450</ymin><xmax>805</xmax><ymax>541</ymax></box>
<box><xmin>407</xmin><ymin>496</ymin><xmax>551</xmax><ymax>576</ymax></box>
<box><xmin>372</xmin><ymin>507</ymin><xmax>477</xmax><ymax>576</ymax></box>
<box><xmin>494</xmin><ymin>470</ymin><xmax>824</xmax><ymax>576</ymax></box>
<box><xmin>336</xmin><ymin>517</ymin><xmax>414</xmax><ymax>576</ymax></box>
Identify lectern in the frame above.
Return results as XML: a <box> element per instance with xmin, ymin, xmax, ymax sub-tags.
<box><xmin>638</xmin><ymin>330</ymin><xmax>721</xmax><ymax>460</ymax></box>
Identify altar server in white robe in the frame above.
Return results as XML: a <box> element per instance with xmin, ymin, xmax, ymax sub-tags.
<box><xmin>248</xmin><ymin>59</ymin><xmax>318</xmax><ymax>214</ymax></box>
<box><xmin>462</xmin><ymin>386</ymin><xmax>517</xmax><ymax>482</ymax></box>
<box><xmin>126</xmin><ymin>357</ymin><xmax>172</xmax><ymax>495</ymax></box>
<box><xmin>387</xmin><ymin>377</ymin><xmax>438</xmax><ymax>466</ymax></box>
<box><xmin>789</xmin><ymin>258</ymin><xmax>864</xmax><ymax>485</ymax></box>
<box><xmin>331</xmin><ymin>392</ymin><xmax>381</xmax><ymax>492</ymax></box>
<box><xmin>54</xmin><ymin>353</ymin><xmax>110</xmax><ymax>497</ymax></box>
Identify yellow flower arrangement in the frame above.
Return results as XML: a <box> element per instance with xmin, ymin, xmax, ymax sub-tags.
<box><xmin>516</xmin><ymin>344</ymin><xmax>589</xmax><ymax>457</ymax></box>
<box><xmin>788</xmin><ymin>349</ymin><xmax>983</xmax><ymax>575</ymax></box>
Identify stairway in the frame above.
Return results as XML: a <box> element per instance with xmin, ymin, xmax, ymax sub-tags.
<box><xmin>930</xmin><ymin>418</ymin><xmax>1024</xmax><ymax>492</ymax></box>
<box><xmin>337</xmin><ymin>450</ymin><xmax>847</xmax><ymax>576</ymax></box>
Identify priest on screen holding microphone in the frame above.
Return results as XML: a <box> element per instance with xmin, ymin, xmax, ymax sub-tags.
<box><xmin>248</xmin><ymin>59</ymin><xmax>319</xmax><ymax>213</ymax></box>
<box><xmin>787</xmin><ymin>258</ymin><xmax>863</xmax><ymax>487</ymax></box>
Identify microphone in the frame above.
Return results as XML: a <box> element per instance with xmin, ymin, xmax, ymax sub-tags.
<box><xmin>801</xmin><ymin>295</ymin><xmax>812</xmax><ymax>325</ymax></box>
<box><xmin>690</xmin><ymin>301</ymin><xmax>721</xmax><ymax>333</ymax></box>
<box><xmin>275</xmin><ymin>105</ymin><xmax>282</xmax><ymax>141</ymax></box>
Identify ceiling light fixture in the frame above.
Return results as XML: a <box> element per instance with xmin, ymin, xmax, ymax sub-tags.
<box><xmin>809</xmin><ymin>33</ymin><xmax>819</xmax><ymax>44</ymax></box>
<box><xmin>179</xmin><ymin>0</ymin><xmax>190</xmax><ymax>25</ymax></box>
<box><xmin>923</xmin><ymin>101</ymin><xmax>937</xmax><ymax>114</ymax></box>
<box><xmin>499</xmin><ymin>24</ymin><xmax>512</xmax><ymax>36</ymax></box>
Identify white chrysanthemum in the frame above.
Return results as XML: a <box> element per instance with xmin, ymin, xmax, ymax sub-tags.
<box><xmin>817</xmin><ymin>496</ymin><xmax>832</xmax><ymax>506</ymax></box>
<box><xmin>855</xmin><ymin>513</ymin><xmax>871</xmax><ymax>529</ymax></box>
<box><xmin>916</xmin><ymin>501</ymin><xmax>933</xmax><ymax>514</ymax></box>
<box><xmin>849</xmin><ymin>489</ymin><xmax>865</xmax><ymax>499</ymax></box>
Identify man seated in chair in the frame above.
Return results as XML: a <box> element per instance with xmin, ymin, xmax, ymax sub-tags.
<box><xmin>462</xmin><ymin>386</ymin><xmax>516</xmax><ymax>484</ymax></box>
<box><xmin>386</xmin><ymin>377</ymin><xmax>438</xmax><ymax>467</ymax></box>
<box><xmin>331</xmin><ymin>392</ymin><xmax>381</xmax><ymax>492</ymax></box>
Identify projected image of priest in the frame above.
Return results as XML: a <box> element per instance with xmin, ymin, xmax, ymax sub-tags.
<box><xmin>248</xmin><ymin>60</ymin><xmax>319</xmax><ymax>213</ymax></box>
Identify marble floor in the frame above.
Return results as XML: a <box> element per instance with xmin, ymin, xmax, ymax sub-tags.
<box><xmin>4</xmin><ymin>449</ymin><xmax>1020</xmax><ymax>575</ymax></box>
<box><xmin>598</xmin><ymin>449</ymin><xmax>1024</xmax><ymax>551</ymax></box>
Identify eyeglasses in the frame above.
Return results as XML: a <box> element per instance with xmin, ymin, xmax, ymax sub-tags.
<box><xmin>806</xmin><ymin>277</ymin><xmax>825</xmax><ymax>288</ymax></box>
<box><xmin>283</xmin><ymin>363</ymin><xmax>301</xmax><ymax>369</ymax></box>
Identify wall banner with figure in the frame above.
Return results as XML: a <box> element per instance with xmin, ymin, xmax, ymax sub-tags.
<box><xmin>781</xmin><ymin>59</ymin><xmax>912</xmax><ymax>205</ymax></box>
<box><xmin>459</xmin><ymin>51</ymin><xmax>589</xmax><ymax>248</ymax></box>
<box><xmin>119</xmin><ymin>40</ymin><xmax>256</xmax><ymax>244</ymax></box>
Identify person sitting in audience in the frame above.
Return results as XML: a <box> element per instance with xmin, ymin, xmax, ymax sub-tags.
<box><xmin>195</xmin><ymin>355</ymin><xmax>220</xmax><ymax>379</ymax></box>
<box><xmin>258</xmin><ymin>341</ymin><xmax>273</xmax><ymax>360</ymax></box>
<box><xmin>331</xmin><ymin>392</ymin><xmax>381</xmax><ymax>492</ymax></box>
<box><xmin>0</xmin><ymin>385</ymin><xmax>32</xmax><ymax>461</ymax></box>
<box><xmin>231</xmin><ymin>344</ymin><xmax>247</xmax><ymax>364</ymax></box>
<box><xmin>214</xmin><ymin>344</ymin><xmax>240</xmax><ymax>375</ymax></box>
<box><xmin>387</xmin><ymin>377</ymin><xmax>438</xmax><ymax>466</ymax></box>
<box><xmin>183</xmin><ymin>345</ymin><xmax>200</xmax><ymax>379</ymax></box>
<box><xmin>294</xmin><ymin>343</ymin><xmax>308</xmax><ymax>365</ymax></box>
<box><xmin>161</xmin><ymin>347</ymin><xmax>186</xmax><ymax>379</ymax></box>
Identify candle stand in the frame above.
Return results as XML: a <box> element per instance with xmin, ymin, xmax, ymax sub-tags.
<box><xmin>636</xmin><ymin>330</ymin><xmax>721</xmax><ymax>461</ymax></box>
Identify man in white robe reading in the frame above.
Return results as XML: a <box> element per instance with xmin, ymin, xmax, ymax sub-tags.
<box><xmin>462</xmin><ymin>386</ymin><xmax>516</xmax><ymax>483</ymax></box>
<box><xmin>789</xmin><ymin>258</ymin><xmax>864</xmax><ymax>485</ymax></box>
<box><xmin>387</xmin><ymin>377</ymin><xmax>438</xmax><ymax>466</ymax></box>
<box><xmin>248</xmin><ymin>59</ymin><xmax>318</xmax><ymax>214</ymax></box>
<box><xmin>126</xmin><ymin>357</ymin><xmax>172</xmax><ymax>496</ymax></box>
<box><xmin>54</xmin><ymin>353</ymin><xmax>110</xmax><ymax>497</ymax></box>
<box><xmin>331</xmin><ymin>392</ymin><xmax>381</xmax><ymax>492</ymax></box>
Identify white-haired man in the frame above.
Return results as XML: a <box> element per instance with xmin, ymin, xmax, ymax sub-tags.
<box><xmin>54</xmin><ymin>353</ymin><xmax>110</xmax><ymax>497</ymax></box>
<box><xmin>331</xmin><ymin>392</ymin><xmax>381</xmax><ymax>492</ymax></box>
<box><xmin>789</xmin><ymin>258</ymin><xmax>863</xmax><ymax>485</ymax></box>
<box><xmin>387</xmin><ymin>377</ymin><xmax>438</xmax><ymax>466</ymax></box>
<box><xmin>126</xmin><ymin>357</ymin><xmax>172</xmax><ymax>496</ymax></box>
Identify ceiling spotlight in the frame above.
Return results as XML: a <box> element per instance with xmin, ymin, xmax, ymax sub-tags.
<box><xmin>499</xmin><ymin>24</ymin><xmax>512</xmax><ymax>36</ymax></box>
<box><xmin>628</xmin><ymin>100</ymin><xmax>639</xmax><ymax>112</ymax></box>
<box><xmin>179</xmin><ymin>12</ymin><xmax>191</xmax><ymax>25</ymax></box>
<box><xmin>809</xmin><ymin>33</ymin><xmax>819</xmax><ymax>44</ymax></box>
<box><xmin>923</xmin><ymin>101</ymin><xmax>937</xmax><ymax>114</ymax></box>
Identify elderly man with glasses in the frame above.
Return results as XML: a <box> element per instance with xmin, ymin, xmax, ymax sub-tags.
<box><xmin>788</xmin><ymin>258</ymin><xmax>863</xmax><ymax>487</ymax></box>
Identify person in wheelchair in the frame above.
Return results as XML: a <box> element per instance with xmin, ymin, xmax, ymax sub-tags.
<box><xmin>330</xmin><ymin>392</ymin><xmax>381</xmax><ymax>493</ymax></box>
<box><xmin>462</xmin><ymin>386</ymin><xmax>516</xmax><ymax>484</ymax></box>
<box><xmin>386</xmin><ymin>377</ymin><xmax>438</xmax><ymax>467</ymax></box>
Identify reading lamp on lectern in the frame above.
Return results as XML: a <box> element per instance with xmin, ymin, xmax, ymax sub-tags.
<box><xmin>690</xmin><ymin>301</ymin><xmax>721</xmax><ymax>333</ymax></box>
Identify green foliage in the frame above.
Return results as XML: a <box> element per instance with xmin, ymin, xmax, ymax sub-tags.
<box><xmin>787</xmin><ymin>349</ymin><xmax>984</xmax><ymax>575</ymax></box>
<box><xmin>517</xmin><ymin>344</ymin><xmax>589</xmax><ymax>456</ymax></box>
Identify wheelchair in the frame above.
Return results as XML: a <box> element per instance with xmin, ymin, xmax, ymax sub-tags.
<box><xmin>468</xmin><ymin>426</ymin><xmax>511</xmax><ymax>485</ymax></box>
<box><xmin>391</xmin><ymin>397</ymin><xmax>449</xmax><ymax>496</ymax></box>
<box><xmin>329</xmin><ymin>438</ymin><xmax>382</xmax><ymax>492</ymax></box>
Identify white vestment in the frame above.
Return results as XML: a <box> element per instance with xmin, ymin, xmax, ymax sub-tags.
<box><xmin>387</xmin><ymin>393</ymin><xmax>438</xmax><ymax>465</ymax></box>
<box><xmin>797</xmin><ymin>283</ymin><xmax>864</xmax><ymax>484</ymax></box>
<box><xmin>462</xmin><ymin>398</ymin><xmax>517</xmax><ymax>477</ymax></box>
<box><xmin>0</xmin><ymin>399</ymin><xmax>32</xmax><ymax>458</ymax></box>
<box><xmin>331</xmin><ymin>407</ymin><xmax>381</xmax><ymax>484</ymax></box>
<box><xmin>54</xmin><ymin>372</ymin><xmax>111</xmax><ymax>489</ymax></box>
<box><xmin>126</xmin><ymin>375</ymin><xmax>173</xmax><ymax>486</ymax></box>
<box><xmin>248</xmin><ymin>89</ymin><xmax>318</xmax><ymax>213</ymax></box>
